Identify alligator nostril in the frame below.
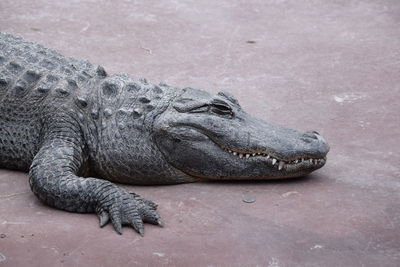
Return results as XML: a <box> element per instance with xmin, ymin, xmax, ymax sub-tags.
<box><xmin>303</xmin><ymin>131</ymin><xmax>319</xmax><ymax>140</ymax></box>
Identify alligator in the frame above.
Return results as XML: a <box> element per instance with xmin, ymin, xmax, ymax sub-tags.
<box><xmin>0</xmin><ymin>33</ymin><xmax>329</xmax><ymax>236</ymax></box>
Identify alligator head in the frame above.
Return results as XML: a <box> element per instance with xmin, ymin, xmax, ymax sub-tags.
<box><xmin>153</xmin><ymin>87</ymin><xmax>329</xmax><ymax>180</ymax></box>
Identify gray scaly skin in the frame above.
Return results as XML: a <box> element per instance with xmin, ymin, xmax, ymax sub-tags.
<box><xmin>0</xmin><ymin>33</ymin><xmax>329</xmax><ymax>235</ymax></box>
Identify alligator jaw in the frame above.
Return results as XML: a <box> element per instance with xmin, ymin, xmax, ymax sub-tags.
<box><xmin>222</xmin><ymin>147</ymin><xmax>327</xmax><ymax>172</ymax></box>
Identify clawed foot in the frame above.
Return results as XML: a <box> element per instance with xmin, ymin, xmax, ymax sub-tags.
<box><xmin>95</xmin><ymin>188</ymin><xmax>163</xmax><ymax>236</ymax></box>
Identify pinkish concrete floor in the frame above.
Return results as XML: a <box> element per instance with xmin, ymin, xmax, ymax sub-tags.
<box><xmin>1</xmin><ymin>0</ymin><xmax>400</xmax><ymax>266</ymax></box>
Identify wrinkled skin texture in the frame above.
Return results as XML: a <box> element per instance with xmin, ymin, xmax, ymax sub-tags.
<box><xmin>0</xmin><ymin>33</ymin><xmax>329</xmax><ymax>235</ymax></box>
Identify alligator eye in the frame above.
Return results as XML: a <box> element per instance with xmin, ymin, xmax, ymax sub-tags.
<box><xmin>211</xmin><ymin>102</ymin><xmax>233</xmax><ymax>116</ymax></box>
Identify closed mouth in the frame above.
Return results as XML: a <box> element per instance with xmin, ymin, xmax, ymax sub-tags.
<box><xmin>222</xmin><ymin>147</ymin><xmax>326</xmax><ymax>171</ymax></box>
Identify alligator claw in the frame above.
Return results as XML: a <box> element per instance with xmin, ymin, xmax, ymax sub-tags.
<box><xmin>157</xmin><ymin>219</ymin><xmax>164</xmax><ymax>227</ymax></box>
<box><xmin>138</xmin><ymin>228</ymin><xmax>144</xmax><ymax>237</ymax></box>
<box><xmin>112</xmin><ymin>220</ymin><xmax>123</xmax><ymax>235</ymax></box>
<box><xmin>110</xmin><ymin>207</ymin><xmax>123</xmax><ymax>234</ymax></box>
<box><xmin>98</xmin><ymin>211</ymin><xmax>110</xmax><ymax>227</ymax></box>
<box><xmin>142</xmin><ymin>208</ymin><xmax>162</xmax><ymax>225</ymax></box>
<box><xmin>96</xmin><ymin>186</ymin><xmax>162</xmax><ymax>236</ymax></box>
<box><xmin>130</xmin><ymin>218</ymin><xmax>145</xmax><ymax>236</ymax></box>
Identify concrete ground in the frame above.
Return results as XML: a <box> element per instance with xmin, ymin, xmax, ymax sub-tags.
<box><xmin>1</xmin><ymin>0</ymin><xmax>399</xmax><ymax>266</ymax></box>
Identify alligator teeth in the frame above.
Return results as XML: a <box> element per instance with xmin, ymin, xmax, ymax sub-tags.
<box><xmin>278</xmin><ymin>161</ymin><xmax>284</xmax><ymax>170</ymax></box>
<box><xmin>226</xmin><ymin>149</ymin><xmax>324</xmax><ymax>167</ymax></box>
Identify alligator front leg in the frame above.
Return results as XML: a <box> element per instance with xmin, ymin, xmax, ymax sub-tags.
<box><xmin>29</xmin><ymin>137</ymin><xmax>163</xmax><ymax>235</ymax></box>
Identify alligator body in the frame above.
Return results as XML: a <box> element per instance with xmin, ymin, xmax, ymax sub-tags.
<box><xmin>0</xmin><ymin>33</ymin><xmax>329</xmax><ymax>235</ymax></box>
